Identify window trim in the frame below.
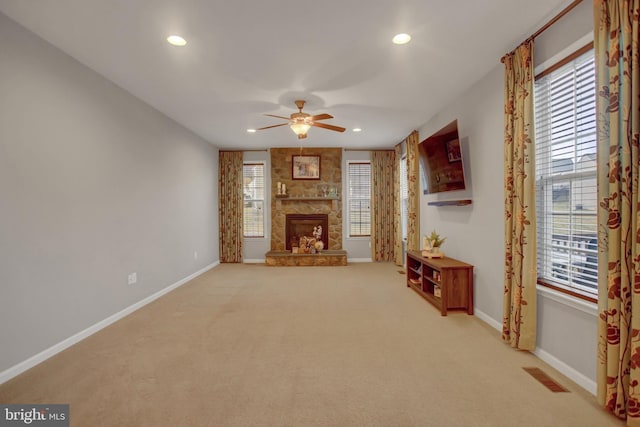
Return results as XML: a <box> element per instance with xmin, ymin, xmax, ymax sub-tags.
<box><xmin>534</xmin><ymin>42</ymin><xmax>598</xmax><ymax>302</ymax></box>
<box><xmin>535</xmin><ymin>42</ymin><xmax>593</xmax><ymax>80</ymax></box>
<box><xmin>537</xmin><ymin>284</ymin><xmax>597</xmax><ymax>316</ymax></box>
<box><xmin>537</xmin><ymin>279</ymin><xmax>597</xmax><ymax>304</ymax></box>
<box><xmin>242</xmin><ymin>162</ymin><xmax>265</xmax><ymax>239</ymax></box>
<box><xmin>346</xmin><ymin>161</ymin><xmax>371</xmax><ymax>238</ymax></box>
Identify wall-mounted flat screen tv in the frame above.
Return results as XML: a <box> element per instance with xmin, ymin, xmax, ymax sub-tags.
<box><xmin>419</xmin><ymin>119</ymin><xmax>466</xmax><ymax>194</ymax></box>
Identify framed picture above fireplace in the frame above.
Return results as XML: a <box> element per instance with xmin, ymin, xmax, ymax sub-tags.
<box><xmin>292</xmin><ymin>155</ymin><xmax>320</xmax><ymax>180</ymax></box>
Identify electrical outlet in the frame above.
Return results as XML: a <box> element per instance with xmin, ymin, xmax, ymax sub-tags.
<box><xmin>128</xmin><ymin>272</ymin><xmax>137</xmax><ymax>285</ymax></box>
<box><xmin>194</xmin><ymin>251</ymin><xmax>198</xmax><ymax>260</ymax></box>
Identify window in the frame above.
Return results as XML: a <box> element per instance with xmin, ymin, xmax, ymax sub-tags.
<box><xmin>347</xmin><ymin>162</ymin><xmax>371</xmax><ymax>237</ymax></box>
<box><xmin>534</xmin><ymin>45</ymin><xmax>597</xmax><ymax>300</ymax></box>
<box><xmin>243</xmin><ymin>163</ymin><xmax>265</xmax><ymax>237</ymax></box>
<box><xmin>400</xmin><ymin>155</ymin><xmax>408</xmax><ymax>240</ymax></box>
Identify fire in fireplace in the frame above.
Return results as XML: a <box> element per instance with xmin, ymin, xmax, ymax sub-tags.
<box><xmin>285</xmin><ymin>214</ymin><xmax>329</xmax><ymax>251</ymax></box>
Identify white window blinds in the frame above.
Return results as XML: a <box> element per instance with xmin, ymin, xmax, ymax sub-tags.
<box><xmin>348</xmin><ymin>162</ymin><xmax>371</xmax><ymax>237</ymax></box>
<box><xmin>534</xmin><ymin>47</ymin><xmax>597</xmax><ymax>297</ymax></box>
<box><xmin>400</xmin><ymin>155</ymin><xmax>408</xmax><ymax>240</ymax></box>
<box><xmin>243</xmin><ymin>163</ymin><xmax>265</xmax><ymax>237</ymax></box>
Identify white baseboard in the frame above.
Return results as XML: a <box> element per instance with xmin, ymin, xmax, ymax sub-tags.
<box><xmin>473</xmin><ymin>307</ymin><xmax>596</xmax><ymax>395</ymax></box>
<box><xmin>474</xmin><ymin>308</ymin><xmax>502</xmax><ymax>331</ymax></box>
<box><xmin>0</xmin><ymin>261</ymin><xmax>219</xmax><ymax>385</ymax></box>
<box><xmin>533</xmin><ymin>347</ymin><xmax>597</xmax><ymax>395</ymax></box>
<box><xmin>348</xmin><ymin>258</ymin><xmax>372</xmax><ymax>263</ymax></box>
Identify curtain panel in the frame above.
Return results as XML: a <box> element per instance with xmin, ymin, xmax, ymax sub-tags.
<box><xmin>371</xmin><ymin>150</ymin><xmax>396</xmax><ymax>261</ymax></box>
<box><xmin>406</xmin><ymin>131</ymin><xmax>421</xmax><ymax>252</ymax></box>
<box><xmin>394</xmin><ymin>143</ymin><xmax>404</xmax><ymax>266</ymax></box>
<box><xmin>218</xmin><ymin>151</ymin><xmax>244</xmax><ymax>263</ymax></box>
<box><xmin>594</xmin><ymin>0</ymin><xmax>640</xmax><ymax>423</ymax></box>
<box><xmin>502</xmin><ymin>40</ymin><xmax>537</xmax><ymax>351</ymax></box>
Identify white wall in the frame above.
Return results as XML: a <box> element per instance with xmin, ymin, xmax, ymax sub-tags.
<box><xmin>417</xmin><ymin>0</ymin><xmax>597</xmax><ymax>393</ymax></box>
<box><xmin>0</xmin><ymin>13</ymin><xmax>219</xmax><ymax>376</ymax></box>
<box><xmin>418</xmin><ymin>67</ymin><xmax>505</xmax><ymax>321</ymax></box>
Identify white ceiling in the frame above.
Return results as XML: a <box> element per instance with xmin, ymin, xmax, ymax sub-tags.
<box><xmin>0</xmin><ymin>0</ymin><xmax>572</xmax><ymax>150</ymax></box>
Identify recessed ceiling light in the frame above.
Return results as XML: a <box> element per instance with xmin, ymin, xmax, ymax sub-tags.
<box><xmin>353</xmin><ymin>128</ymin><xmax>362</xmax><ymax>132</ymax></box>
<box><xmin>167</xmin><ymin>35</ymin><xmax>187</xmax><ymax>46</ymax></box>
<box><xmin>392</xmin><ymin>33</ymin><xmax>411</xmax><ymax>45</ymax></box>
<box><xmin>247</xmin><ymin>129</ymin><xmax>256</xmax><ymax>133</ymax></box>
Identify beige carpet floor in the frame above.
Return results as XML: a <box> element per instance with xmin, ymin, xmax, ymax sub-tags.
<box><xmin>0</xmin><ymin>263</ymin><xmax>622</xmax><ymax>426</ymax></box>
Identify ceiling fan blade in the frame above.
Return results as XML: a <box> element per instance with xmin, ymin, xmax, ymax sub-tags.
<box><xmin>256</xmin><ymin>123</ymin><xmax>288</xmax><ymax>130</ymax></box>
<box><xmin>311</xmin><ymin>122</ymin><xmax>346</xmax><ymax>132</ymax></box>
<box><xmin>310</xmin><ymin>113</ymin><xmax>333</xmax><ymax>121</ymax></box>
<box><xmin>264</xmin><ymin>114</ymin><xmax>292</xmax><ymax>120</ymax></box>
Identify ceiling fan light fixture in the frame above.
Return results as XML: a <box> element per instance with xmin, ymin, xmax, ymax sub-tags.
<box><xmin>290</xmin><ymin>122</ymin><xmax>311</xmax><ymax>137</ymax></box>
<box><xmin>256</xmin><ymin>100</ymin><xmax>344</xmax><ymax>138</ymax></box>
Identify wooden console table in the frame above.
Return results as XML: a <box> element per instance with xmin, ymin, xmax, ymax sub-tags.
<box><xmin>406</xmin><ymin>250</ymin><xmax>474</xmax><ymax>316</ymax></box>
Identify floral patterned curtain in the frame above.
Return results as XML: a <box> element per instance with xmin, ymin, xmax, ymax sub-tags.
<box><xmin>371</xmin><ymin>150</ymin><xmax>396</xmax><ymax>261</ymax></box>
<box><xmin>394</xmin><ymin>143</ymin><xmax>404</xmax><ymax>266</ymax></box>
<box><xmin>594</xmin><ymin>0</ymin><xmax>640</xmax><ymax>423</ymax></box>
<box><xmin>502</xmin><ymin>40</ymin><xmax>537</xmax><ymax>351</ymax></box>
<box><xmin>218</xmin><ymin>151</ymin><xmax>243</xmax><ymax>263</ymax></box>
<box><xmin>406</xmin><ymin>131</ymin><xmax>420</xmax><ymax>252</ymax></box>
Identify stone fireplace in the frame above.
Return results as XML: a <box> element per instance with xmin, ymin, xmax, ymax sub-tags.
<box><xmin>286</xmin><ymin>214</ymin><xmax>328</xmax><ymax>251</ymax></box>
<box><xmin>269</xmin><ymin>147</ymin><xmax>342</xmax><ymax>251</ymax></box>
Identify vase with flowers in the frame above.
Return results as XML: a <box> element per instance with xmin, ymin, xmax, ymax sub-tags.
<box><xmin>422</xmin><ymin>230</ymin><xmax>446</xmax><ymax>258</ymax></box>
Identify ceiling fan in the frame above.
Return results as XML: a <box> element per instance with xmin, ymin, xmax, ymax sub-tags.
<box><xmin>256</xmin><ymin>100</ymin><xmax>346</xmax><ymax>139</ymax></box>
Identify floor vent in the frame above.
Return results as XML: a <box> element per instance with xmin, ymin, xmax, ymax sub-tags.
<box><xmin>523</xmin><ymin>367</ymin><xmax>569</xmax><ymax>392</ymax></box>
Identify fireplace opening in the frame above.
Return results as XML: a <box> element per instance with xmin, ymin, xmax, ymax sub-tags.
<box><xmin>285</xmin><ymin>214</ymin><xmax>328</xmax><ymax>251</ymax></box>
